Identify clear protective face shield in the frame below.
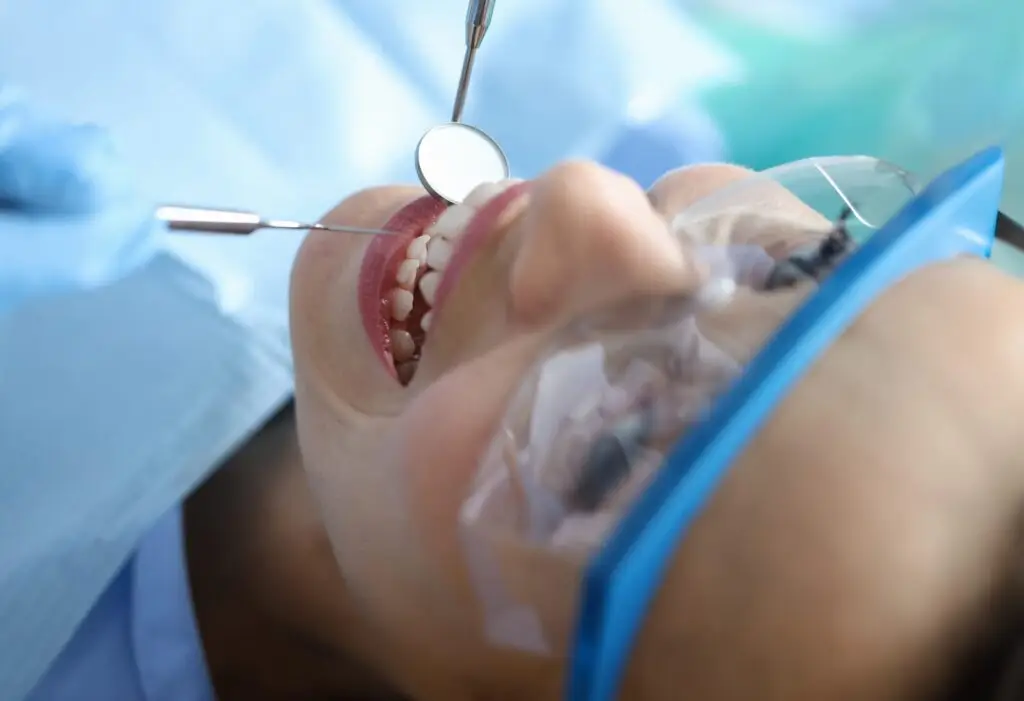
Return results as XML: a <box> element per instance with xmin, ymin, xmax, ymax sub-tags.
<box><xmin>458</xmin><ymin>147</ymin><xmax>1010</xmax><ymax>701</ymax></box>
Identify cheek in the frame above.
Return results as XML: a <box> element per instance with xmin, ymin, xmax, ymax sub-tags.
<box><xmin>400</xmin><ymin>385</ymin><xmax>589</xmax><ymax>652</ymax></box>
<box><xmin>476</xmin><ymin>534</ymin><xmax>587</xmax><ymax>655</ymax></box>
<box><xmin>395</xmin><ymin>336</ymin><xmax>592</xmax><ymax>645</ymax></box>
<box><xmin>396</xmin><ymin>337</ymin><xmax>539</xmax><ymax>583</ymax></box>
<box><xmin>397</xmin><ymin>382</ymin><xmax>499</xmax><ymax>601</ymax></box>
<box><xmin>294</xmin><ymin>380</ymin><xmax>417</xmax><ymax>607</ymax></box>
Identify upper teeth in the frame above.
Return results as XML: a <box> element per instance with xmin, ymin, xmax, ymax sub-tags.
<box><xmin>389</xmin><ymin>288</ymin><xmax>414</xmax><ymax>321</ymax></box>
<box><xmin>463</xmin><ymin>181</ymin><xmax>505</xmax><ymax>208</ymax></box>
<box><xmin>395</xmin><ymin>258</ymin><xmax>420</xmax><ymax>289</ymax></box>
<box><xmin>426</xmin><ymin>204</ymin><xmax>474</xmax><ymax>240</ymax></box>
<box><xmin>386</xmin><ymin>200</ymin><xmax>478</xmax><ymax>330</ymax></box>
<box><xmin>406</xmin><ymin>235</ymin><xmax>430</xmax><ymax>263</ymax></box>
<box><xmin>418</xmin><ymin>270</ymin><xmax>442</xmax><ymax>306</ymax></box>
<box><xmin>425</xmin><ymin>237</ymin><xmax>452</xmax><ymax>270</ymax></box>
<box><xmin>386</xmin><ymin>179</ymin><xmax>523</xmax><ymax>361</ymax></box>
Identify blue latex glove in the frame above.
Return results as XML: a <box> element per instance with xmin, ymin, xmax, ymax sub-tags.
<box><xmin>0</xmin><ymin>89</ymin><xmax>160</xmax><ymax>314</ymax></box>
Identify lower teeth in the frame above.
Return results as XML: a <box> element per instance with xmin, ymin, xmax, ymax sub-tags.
<box><xmin>396</xmin><ymin>361</ymin><xmax>418</xmax><ymax>385</ymax></box>
<box><xmin>389</xmin><ymin>328</ymin><xmax>417</xmax><ymax>362</ymax></box>
<box><xmin>387</xmin><ymin>261</ymin><xmax>436</xmax><ymax>384</ymax></box>
<box><xmin>392</xmin><ymin>329</ymin><xmax>423</xmax><ymax>386</ymax></box>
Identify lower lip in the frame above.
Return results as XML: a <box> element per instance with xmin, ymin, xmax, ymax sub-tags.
<box><xmin>358</xmin><ymin>196</ymin><xmax>446</xmax><ymax>374</ymax></box>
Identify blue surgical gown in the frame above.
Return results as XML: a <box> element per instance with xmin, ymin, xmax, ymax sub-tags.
<box><xmin>0</xmin><ymin>251</ymin><xmax>293</xmax><ymax>701</ymax></box>
<box><xmin>27</xmin><ymin>508</ymin><xmax>215</xmax><ymax>701</ymax></box>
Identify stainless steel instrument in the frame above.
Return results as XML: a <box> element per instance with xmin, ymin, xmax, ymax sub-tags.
<box><xmin>156</xmin><ymin>205</ymin><xmax>394</xmax><ymax>237</ymax></box>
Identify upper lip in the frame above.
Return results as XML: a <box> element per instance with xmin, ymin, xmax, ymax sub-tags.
<box><xmin>434</xmin><ymin>180</ymin><xmax>531</xmax><ymax>310</ymax></box>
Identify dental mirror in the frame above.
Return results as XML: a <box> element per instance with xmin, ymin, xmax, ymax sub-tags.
<box><xmin>415</xmin><ymin>122</ymin><xmax>510</xmax><ymax>204</ymax></box>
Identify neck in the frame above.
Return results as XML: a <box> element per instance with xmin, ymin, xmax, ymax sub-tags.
<box><xmin>183</xmin><ymin>403</ymin><xmax>405</xmax><ymax>701</ymax></box>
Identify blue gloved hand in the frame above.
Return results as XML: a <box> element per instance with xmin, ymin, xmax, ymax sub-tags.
<box><xmin>0</xmin><ymin>88</ymin><xmax>161</xmax><ymax>314</ymax></box>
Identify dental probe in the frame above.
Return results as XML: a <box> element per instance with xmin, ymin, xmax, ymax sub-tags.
<box><xmin>156</xmin><ymin>205</ymin><xmax>394</xmax><ymax>237</ymax></box>
<box><xmin>451</xmin><ymin>0</ymin><xmax>495</xmax><ymax>122</ymax></box>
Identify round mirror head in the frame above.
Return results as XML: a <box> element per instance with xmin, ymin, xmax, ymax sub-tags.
<box><xmin>415</xmin><ymin>123</ymin><xmax>510</xmax><ymax>204</ymax></box>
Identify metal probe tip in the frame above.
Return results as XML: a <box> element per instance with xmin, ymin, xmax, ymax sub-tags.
<box><xmin>305</xmin><ymin>222</ymin><xmax>395</xmax><ymax>236</ymax></box>
<box><xmin>263</xmin><ymin>218</ymin><xmax>391</xmax><ymax>235</ymax></box>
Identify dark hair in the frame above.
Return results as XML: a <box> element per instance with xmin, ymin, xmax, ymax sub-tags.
<box><xmin>940</xmin><ymin>610</ymin><xmax>1024</xmax><ymax>701</ymax></box>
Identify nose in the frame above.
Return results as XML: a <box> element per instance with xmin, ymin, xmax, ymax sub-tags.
<box><xmin>412</xmin><ymin>163</ymin><xmax>715</xmax><ymax>384</ymax></box>
<box><xmin>508</xmin><ymin>161</ymin><xmax>705</xmax><ymax>328</ymax></box>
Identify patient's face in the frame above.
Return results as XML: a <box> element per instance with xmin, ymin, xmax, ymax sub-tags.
<box><xmin>289</xmin><ymin>162</ymin><xmax>1024</xmax><ymax>701</ymax></box>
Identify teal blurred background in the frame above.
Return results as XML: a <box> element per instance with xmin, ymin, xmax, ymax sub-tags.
<box><xmin>2</xmin><ymin>0</ymin><xmax>1021</xmax><ymax>319</ymax></box>
<box><xmin>688</xmin><ymin>2</ymin><xmax>1024</xmax><ymax>271</ymax></box>
<box><xmin>690</xmin><ymin>2</ymin><xmax>1024</xmax><ymax>219</ymax></box>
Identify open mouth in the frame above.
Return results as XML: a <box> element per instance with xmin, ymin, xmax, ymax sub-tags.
<box><xmin>358</xmin><ymin>181</ymin><xmax>526</xmax><ymax>385</ymax></box>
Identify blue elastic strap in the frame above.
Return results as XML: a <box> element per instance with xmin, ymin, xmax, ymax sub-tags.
<box><xmin>567</xmin><ymin>146</ymin><xmax>1006</xmax><ymax>701</ymax></box>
